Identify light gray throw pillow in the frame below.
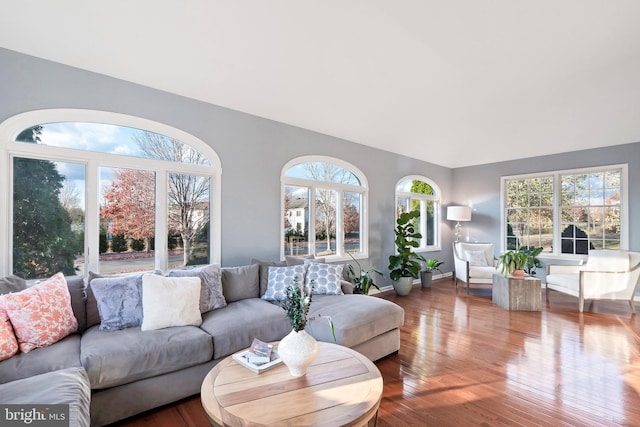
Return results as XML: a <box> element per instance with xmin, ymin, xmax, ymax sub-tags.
<box><xmin>90</xmin><ymin>275</ymin><xmax>143</xmax><ymax>331</ymax></box>
<box><xmin>305</xmin><ymin>263</ymin><xmax>344</xmax><ymax>295</ymax></box>
<box><xmin>168</xmin><ymin>264</ymin><xmax>226</xmax><ymax>313</ymax></box>
<box><xmin>261</xmin><ymin>264</ymin><xmax>307</xmax><ymax>301</ymax></box>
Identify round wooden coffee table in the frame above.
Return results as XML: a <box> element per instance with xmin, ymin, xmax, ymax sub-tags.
<box><xmin>201</xmin><ymin>341</ymin><xmax>383</xmax><ymax>426</ymax></box>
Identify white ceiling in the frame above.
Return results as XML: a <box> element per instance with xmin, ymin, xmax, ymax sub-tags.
<box><xmin>2</xmin><ymin>1</ymin><xmax>640</xmax><ymax>168</ymax></box>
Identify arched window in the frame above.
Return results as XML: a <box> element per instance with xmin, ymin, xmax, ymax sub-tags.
<box><xmin>282</xmin><ymin>156</ymin><xmax>368</xmax><ymax>260</ymax></box>
<box><xmin>0</xmin><ymin>109</ymin><xmax>221</xmax><ymax>279</ymax></box>
<box><xmin>395</xmin><ymin>176</ymin><xmax>441</xmax><ymax>251</ymax></box>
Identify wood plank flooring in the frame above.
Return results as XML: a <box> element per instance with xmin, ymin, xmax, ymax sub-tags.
<box><xmin>114</xmin><ymin>278</ymin><xmax>640</xmax><ymax>426</ymax></box>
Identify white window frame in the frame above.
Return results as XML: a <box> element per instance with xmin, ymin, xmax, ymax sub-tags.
<box><xmin>0</xmin><ymin>109</ymin><xmax>222</xmax><ymax>277</ymax></box>
<box><xmin>500</xmin><ymin>164</ymin><xmax>628</xmax><ymax>260</ymax></box>
<box><xmin>281</xmin><ymin>155</ymin><xmax>369</xmax><ymax>261</ymax></box>
<box><xmin>395</xmin><ymin>175</ymin><xmax>442</xmax><ymax>252</ymax></box>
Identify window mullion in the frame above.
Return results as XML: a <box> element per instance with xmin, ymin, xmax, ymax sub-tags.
<box><xmin>155</xmin><ymin>170</ymin><xmax>169</xmax><ymax>272</ymax></box>
<box><xmin>335</xmin><ymin>190</ymin><xmax>344</xmax><ymax>257</ymax></box>
<box><xmin>86</xmin><ymin>160</ymin><xmax>100</xmax><ymax>275</ymax></box>
<box><xmin>308</xmin><ymin>185</ymin><xmax>316</xmax><ymax>256</ymax></box>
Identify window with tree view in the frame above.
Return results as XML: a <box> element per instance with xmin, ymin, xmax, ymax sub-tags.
<box><xmin>504</xmin><ymin>166</ymin><xmax>624</xmax><ymax>256</ymax></box>
<box><xmin>396</xmin><ymin>177</ymin><xmax>440</xmax><ymax>250</ymax></box>
<box><xmin>282</xmin><ymin>158</ymin><xmax>367</xmax><ymax>260</ymax></box>
<box><xmin>3</xmin><ymin>111</ymin><xmax>219</xmax><ymax>279</ymax></box>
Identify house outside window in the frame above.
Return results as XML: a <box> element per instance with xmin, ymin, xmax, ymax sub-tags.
<box><xmin>0</xmin><ymin>110</ymin><xmax>221</xmax><ymax>279</ymax></box>
<box><xmin>395</xmin><ymin>176</ymin><xmax>441</xmax><ymax>251</ymax></box>
<box><xmin>502</xmin><ymin>165</ymin><xmax>627</xmax><ymax>256</ymax></box>
<box><xmin>282</xmin><ymin>156</ymin><xmax>368</xmax><ymax>260</ymax></box>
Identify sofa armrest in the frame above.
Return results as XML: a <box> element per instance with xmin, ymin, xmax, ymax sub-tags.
<box><xmin>547</xmin><ymin>264</ymin><xmax>582</xmax><ymax>275</ymax></box>
<box><xmin>340</xmin><ymin>280</ymin><xmax>354</xmax><ymax>294</ymax></box>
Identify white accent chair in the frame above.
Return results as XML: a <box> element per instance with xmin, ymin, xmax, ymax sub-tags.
<box><xmin>453</xmin><ymin>242</ymin><xmax>498</xmax><ymax>293</ymax></box>
<box><xmin>545</xmin><ymin>250</ymin><xmax>640</xmax><ymax>313</ymax></box>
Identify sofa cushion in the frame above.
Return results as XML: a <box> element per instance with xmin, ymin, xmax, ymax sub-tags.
<box><xmin>221</xmin><ymin>264</ymin><xmax>260</xmax><ymax>302</ymax></box>
<box><xmin>167</xmin><ymin>264</ymin><xmax>226</xmax><ymax>313</ymax></box>
<box><xmin>0</xmin><ymin>334</ymin><xmax>82</xmax><ymax>384</ymax></box>
<box><xmin>251</xmin><ymin>259</ymin><xmax>287</xmax><ymax>296</ymax></box>
<box><xmin>200</xmin><ymin>298</ymin><xmax>291</xmax><ymax>359</ymax></box>
<box><xmin>0</xmin><ymin>366</ymin><xmax>91</xmax><ymax>427</ymax></box>
<box><xmin>305</xmin><ymin>263</ymin><xmax>344</xmax><ymax>295</ymax></box>
<box><xmin>3</xmin><ymin>273</ymin><xmax>78</xmax><ymax>353</ymax></box>
<box><xmin>469</xmin><ymin>265</ymin><xmax>498</xmax><ymax>279</ymax></box>
<box><xmin>91</xmin><ymin>275</ymin><xmax>143</xmax><ymax>331</ymax></box>
<box><xmin>585</xmin><ymin>250</ymin><xmax>629</xmax><ymax>271</ymax></box>
<box><xmin>81</xmin><ymin>324</ymin><xmax>213</xmax><ymax>389</ymax></box>
<box><xmin>261</xmin><ymin>264</ymin><xmax>307</xmax><ymax>301</ymax></box>
<box><xmin>545</xmin><ymin>274</ymin><xmax>580</xmax><ymax>296</ymax></box>
<box><xmin>0</xmin><ymin>274</ymin><xmax>27</xmax><ymax>294</ymax></box>
<box><xmin>141</xmin><ymin>274</ymin><xmax>202</xmax><ymax>331</ymax></box>
<box><xmin>306</xmin><ymin>295</ymin><xmax>404</xmax><ymax>348</ymax></box>
<box><xmin>66</xmin><ymin>276</ymin><xmax>88</xmax><ymax>334</ymax></box>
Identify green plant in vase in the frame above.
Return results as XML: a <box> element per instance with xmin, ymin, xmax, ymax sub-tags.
<box><xmin>518</xmin><ymin>246</ymin><xmax>543</xmax><ymax>276</ymax></box>
<box><xmin>497</xmin><ymin>250</ymin><xmax>528</xmax><ymax>277</ymax></box>
<box><xmin>420</xmin><ymin>258</ymin><xmax>444</xmax><ymax>288</ymax></box>
<box><xmin>388</xmin><ymin>210</ymin><xmax>425</xmax><ymax>295</ymax></box>
<box><xmin>346</xmin><ymin>251</ymin><xmax>384</xmax><ymax>295</ymax></box>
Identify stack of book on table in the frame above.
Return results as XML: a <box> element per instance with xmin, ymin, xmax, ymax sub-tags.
<box><xmin>232</xmin><ymin>338</ymin><xmax>283</xmax><ymax>374</ymax></box>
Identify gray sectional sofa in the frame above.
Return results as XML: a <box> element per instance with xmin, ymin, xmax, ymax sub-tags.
<box><xmin>0</xmin><ymin>261</ymin><xmax>404</xmax><ymax>426</ymax></box>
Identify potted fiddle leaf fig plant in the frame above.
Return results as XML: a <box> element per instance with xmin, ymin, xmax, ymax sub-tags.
<box><xmin>346</xmin><ymin>252</ymin><xmax>383</xmax><ymax>295</ymax></box>
<box><xmin>388</xmin><ymin>210</ymin><xmax>425</xmax><ymax>296</ymax></box>
<box><xmin>420</xmin><ymin>258</ymin><xmax>444</xmax><ymax>288</ymax></box>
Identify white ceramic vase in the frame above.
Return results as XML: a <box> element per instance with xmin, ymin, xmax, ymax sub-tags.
<box><xmin>278</xmin><ymin>329</ymin><xmax>319</xmax><ymax>377</ymax></box>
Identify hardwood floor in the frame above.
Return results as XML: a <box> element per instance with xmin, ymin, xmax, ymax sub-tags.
<box><xmin>115</xmin><ymin>278</ymin><xmax>640</xmax><ymax>426</ymax></box>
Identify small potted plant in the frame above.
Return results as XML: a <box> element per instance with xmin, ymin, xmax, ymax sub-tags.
<box><xmin>518</xmin><ymin>246</ymin><xmax>543</xmax><ymax>276</ymax></box>
<box><xmin>420</xmin><ymin>258</ymin><xmax>444</xmax><ymax>288</ymax></box>
<box><xmin>346</xmin><ymin>252</ymin><xmax>384</xmax><ymax>295</ymax></box>
<box><xmin>388</xmin><ymin>210</ymin><xmax>426</xmax><ymax>296</ymax></box>
<box><xmin>497</xmin><ymin>250</ymin><xmax>528</xmax><ymax>277</ymax></box>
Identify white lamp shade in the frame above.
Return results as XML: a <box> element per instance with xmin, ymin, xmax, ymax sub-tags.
<box><xmin>447</xmin><ymin>206</ymin><xmax>472</xmax><ymax>222</ymax></box>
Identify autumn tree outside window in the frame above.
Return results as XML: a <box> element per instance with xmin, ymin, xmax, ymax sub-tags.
<box><xmin>0</xmin><ymin>109</ymin><xmax>220</xmax><ymax>279</ymax></box>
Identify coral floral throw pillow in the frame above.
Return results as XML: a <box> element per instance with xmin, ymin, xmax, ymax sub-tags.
<box><xmin>0</xmin><ymin>297</ymin><xmax>18</xmax><ymax>361</ymax></box>
<box><xmin>3</xmin><ymin>272</ymin><xmax>78</xmax><ymax>353</ymax></box>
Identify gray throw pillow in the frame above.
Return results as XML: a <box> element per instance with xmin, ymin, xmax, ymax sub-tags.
<box><xmin>261</xmin><ymin>264</ymin><xmax>307</xmax><ymax>301</ymax></box>
<box><xmin>168</xmin><ymin>264</ymin><xmax>226</xmax><ymax>313</ymax></box>
<box><xmin>90</xmin><ymin>275</ymin><xmax>143</xmax><ymax>331</ymax></box>
<box><xmin>221</xmin><ymin>264</ymin><xmax>260</xmax><ymax>302</ymax></box>
<box><xmin>0</xmin><ymin>275</ymin><xmax>27</xmax><ymax>295</ymax></box>
<box><xmin>305</xmin><ymin>263</ymin><xmax>344</xmax><ymax>295</ymax></box>
<box><xmin>251</xmin><ymin>259</ymin><xmax>287</xmax><ymax>296</ymax></box>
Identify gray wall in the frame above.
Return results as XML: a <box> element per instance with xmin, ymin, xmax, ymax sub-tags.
<box><xmin>0</xmin><ymin>48</ymin><xmax>454</xmax><ymax>284</ymax></box>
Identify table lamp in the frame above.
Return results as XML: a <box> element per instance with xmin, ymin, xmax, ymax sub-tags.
<box><xmin>447</xmin><ymin>206</ymin><xmax>472</xmax><ymax>242</ymax></box>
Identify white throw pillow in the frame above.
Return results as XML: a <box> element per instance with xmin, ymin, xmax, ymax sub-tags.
<box><xmin>305</xmin><ymin>263</ymin><xmax>344</xmax><ymax>295</ymax></box>
<box><xmin>261</xmin><ymin>264</ymin><xmax>307</xmax><ymax>301</ymax></box>
<box><xmin>141</xmin><ymin>274</ymin><xmax>202</xmax><ymax>331</ymax></box>
<box><xmin>465</xmin><ymin>250</ymin><xmax>489</xmax><ymax>267</ymax></box>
